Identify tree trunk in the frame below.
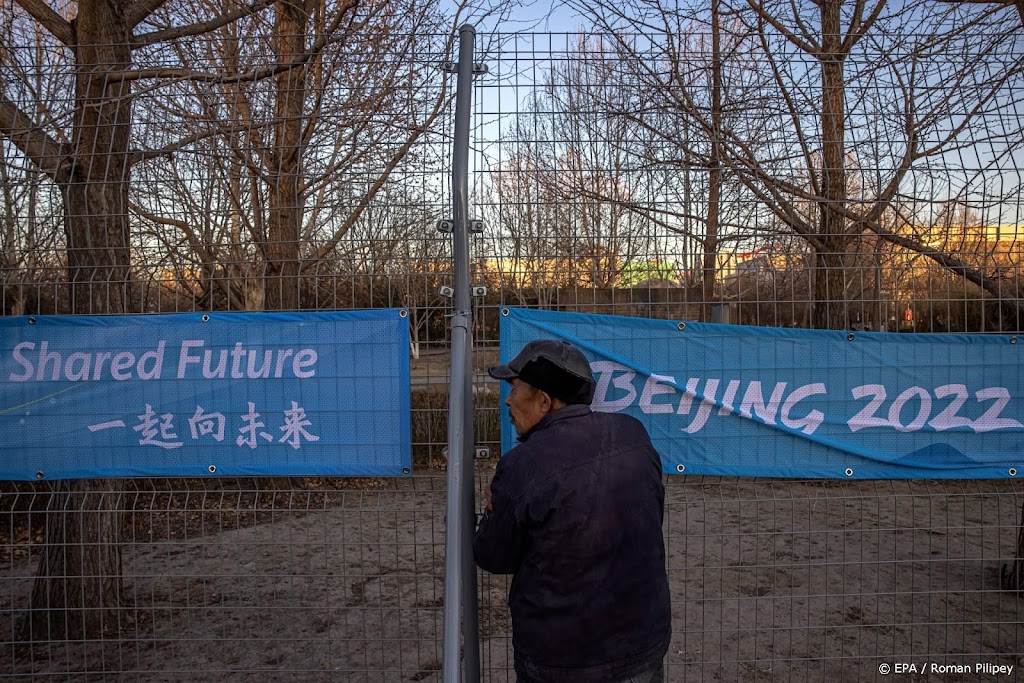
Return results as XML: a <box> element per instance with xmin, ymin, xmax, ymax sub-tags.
<box><xmin>64</xmin><ymin>0</ymin><xmax>134</xmax><ymax>316</ymax></box>
<box><xmin>25</xmin><ymin>480</ymin><xmax>124</xmax><ymax>641</ymax></box>
<box><xmin>813</xmin><ymin>0</ymin><xmax>849</xmax><ymax>331</ymax></box>
<box><xmin>25</xmin><ymin>0</ymin><xmax>132</xmax><ymax>641</ymax></box>
<box><xmin>262</xmin><ymin>0</ymin><xmax>309</xmax><ymax>492</ymax></box>
<box><xmin>811</xmin><ymin>249</ymin><xmax>851</xmax><ymax>330</ymax></box>
<box><xmin>264</xmin><ymin>0</ymin><xmax>308</xmax><ymax>311</ymax></box>
<box><xmin>702</xmin><ymin>0</ymin><xmax>723</xmax><ymax>322</ymax></box>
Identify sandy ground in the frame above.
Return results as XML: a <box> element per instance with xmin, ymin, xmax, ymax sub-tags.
<box><xmin>2</xmin><ymin>474</ymin><xmax>1024</xmax><ymax>681</ymax></box>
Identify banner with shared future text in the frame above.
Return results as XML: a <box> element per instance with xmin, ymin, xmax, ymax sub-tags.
<box><xmin>499</xmin><ymin>307</ymin><xmax>1024</xmax><ymax>479</ymax></box>
<box><xmin>1</xmin><ymin>310</ymin><xmax>411</xmax><ymax>480</ymax></box>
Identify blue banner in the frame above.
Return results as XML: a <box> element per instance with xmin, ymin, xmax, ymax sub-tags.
<box><xmin>499</xmin><ymin>308</ymin><xmax>1024</xmax><ymax>479</ymax></box>
<box><xmin>1</xmin><ymin>311</ymin><xmax>411</xmax><ymax>479</ymax></box>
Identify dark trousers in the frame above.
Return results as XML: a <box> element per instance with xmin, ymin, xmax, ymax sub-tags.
<box><xmin>516</xmin><ymin>660</ymin><xmax>665</xmax><ymax>683</ymax></box>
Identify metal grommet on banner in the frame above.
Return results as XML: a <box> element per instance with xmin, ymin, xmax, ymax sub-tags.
<box><xmin>1011</xmin><ymin>336</ymin><xmax>1018</xmax><ymax>345</ymax></box>
<box><xmin>677</xmin><ymin>322</ymin><xmax>686</xmax><ymax>331</ymax></box>
<box><xmin>501</xmin><ymin>308</ymin><xmax>510</xmax><ymax>316</ymax></box>
<box><xmin>35</xmin><ymin>471</ymin><xmax>44</xmax><ymax>480</ymax></box>
<box><xmin>845</xmin><ymin>468</ymin><xmax>854</xmax><ymax>477</ymax></box>
<box><xmin>403</xmin><ymin>467</ymin><xmax>411</xmax><ymax>475</ymax></box>
<box><xmin>399</xmin><ymin>309</ymin><xmax>408</xmax><ymax>318</ymax></box>
<box><xmin>676</xmin><ymin>464</ymin><xmax>685</xmax><ymax>473</ymax></box>
<box><xmin>1010</xmin><ymin>468</ymin><xmax>1018</xmax><ymax>477</ymax></box>
<box><xmin>202</xmin><ymin>314</ymin><xmax>210</xmax><ymax>323</ymax></box>
<box><xmin>28</xmin><ymin>317</ymin><xmax>36</xmax><ymax>325</ymax></box>
<box><xmin>847</xmin><ymin>333</ymin><xmax>855</xmax><ymax>341</ymax></box>
<box><xmin>208</xmin><ymin>465</ymin><xmax>217</xmax><ymax>474</ymax></box>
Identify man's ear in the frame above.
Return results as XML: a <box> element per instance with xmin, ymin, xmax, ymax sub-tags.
<box><xmin>539</xmin><ymin>391</ymin><xmax>553</xmax><ymax>413</ymax></box>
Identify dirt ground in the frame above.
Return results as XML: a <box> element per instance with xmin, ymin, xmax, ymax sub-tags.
<box><xmin>2</xmin><ymin>475</ymin><xmax>1023</xmax><ymax>681</ymax></box>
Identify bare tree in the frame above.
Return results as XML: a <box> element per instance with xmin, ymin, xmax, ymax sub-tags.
<box><xmin>482</xmin><ymin>34</ymin><xmax>667</xmax><ymax>304</ymax></box>
<box><xmin>0</xmin><ymin>0</ymin><xmax>477</xmax><ymax>640</ymax></box>
<box><xmin>342</xmin><ymin>188</ymin><xmax>449</xmax><ymax>357</ymax></box>
<box><xmin>126</xmin><ymin>0</ymin><xmax>462</xmax><ymax>312</ymax></box>
<box><xmin>483</xmin><ymin>146</ymin><xmax>571</xmax><ymax>306</ymax></box>
<box><xmin>1</xmin><ymin>0</ymin><xmax>279</xmax><ymax>641</ymax></box>
<box><xmin>532</xmin><ymin>6</ymin><xmax>787</xmax><ymax>320</ymax></box>
<box><xmin>568</xmin><ymin>0</ymin><xmax>1024</xmax><ymax>329</ymax></box>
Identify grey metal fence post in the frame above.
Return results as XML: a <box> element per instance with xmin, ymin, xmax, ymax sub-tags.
<box><xmin>442</xmin><ymin>23</ymin><xmax>481</xmax><ymax>683</ymax></box>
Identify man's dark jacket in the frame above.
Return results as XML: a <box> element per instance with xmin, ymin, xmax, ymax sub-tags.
<box><xmin>473</xmin><ymin>404</ymin><xmax>671</xmax><ymax>682</ymax></box>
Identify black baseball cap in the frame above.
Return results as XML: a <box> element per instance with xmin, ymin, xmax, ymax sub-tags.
<box><xmin>488</xmin><ymin>339</ymin><xmax>596</xmax><ymax>405</ymax></box>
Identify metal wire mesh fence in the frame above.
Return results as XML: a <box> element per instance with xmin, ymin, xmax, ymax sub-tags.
<box><xmin>482</xmin><ymin>478</ymin><xmax>1024</xmax><ymax>681</ymax></box>
<box><xmin>3</xmin><ymin>0</ymin><xmax>1024</xmax><ymax>678</ymax></box>
<box><xmin>3</xmin><ymin>477</ymin><xmax>450</xmax><ymax>680</ymax></box>
<box><xmin>4</xmin><ymin>477</ymin><xmax>1023</xmax><ymax>679</ymax></box>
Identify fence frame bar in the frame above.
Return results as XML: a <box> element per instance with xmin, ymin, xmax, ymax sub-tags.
<box><xmin>442</xmin><ymin>22</ymin><xmax>481</xmax><ymax>683</ymax></box>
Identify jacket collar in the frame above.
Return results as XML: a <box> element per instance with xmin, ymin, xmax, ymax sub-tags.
<box><xmin>517</xmin><ymin>403</ymin><xmax>593</xmax><ymax>442</ymax></box>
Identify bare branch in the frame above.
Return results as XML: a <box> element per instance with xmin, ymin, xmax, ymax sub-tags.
<box><xmin>743</xmin><ymin>0</ymin><xmax>819</xmax><ymax>55</ymax></box>
<box><xmin>129</xmin><ymin>201</ymin><xmax>248</xmax><ymax>309</ymax></box>
<box><xmin>934</xmin><ymin>0</ymin><xmax>1024</xmax><ymax>27</ymax></box>
<box><xmin>131</xmin><ymin>0</ymin><xmax>276</xmax><ymax>48</ymax></box>
<box><xmin>571</xmin><ymin>185</ymin><xmax>769</xmax><ymax>243</ymax></box>
<box><xmin>127</xmin><ymin>121</ymin><xmax>268</xmax><ymax>167</ymax></box>
<box><xmin>0</xmin><ymin>94</ymin><xmax>67</xmax><ymax>180</ymax></box>
<box><xmin>302</xmin><ymin>116</ymin><xmax>450</xmax><ymax>270</ymax></box>
<box><xmin>756</xmin><ymin>23</ymin><xmax>820</xmax><ymax>199</ymax></box>
<box><xmin>129</xmin><ymin>201</ymin><xmax>211</xmax><ymax>263</ymax></box>
<box><xmin>866</xmin><ymin>218</ymin><xmax>1024</xmax><ymax>318</ymax></box>
<box><xmin>127</xmin><ymin>0</ymin><xmax>171</xmax><ymax>29</ymax></box>
<box><xmin>108</xmin><ymin>51</ymin><xmax>308</xmax><ymax>84</ymax></box>
<box><xmin>115</xmin><ymin>0</ymin><xmax>357</xmax><ymax>84</ymax></box>
<box><xmin>12</xmin><ymin>0</ymin><xmax>73</xmax><ymax>46</ymax></box>
<box><xmin>842</xmin><ymin>0</ymin><xmax>887</xmax><ymax>52</ymax></box>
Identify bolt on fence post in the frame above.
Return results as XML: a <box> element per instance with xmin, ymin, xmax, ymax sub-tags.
<box><xmin>442</xmin><ymin>23</ymin><xmax>481</xmax><ymax>683</ymax></box>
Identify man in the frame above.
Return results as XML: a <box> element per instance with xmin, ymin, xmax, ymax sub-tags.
<box><xmin>474</xmin><ymin>339</ymin><xmax>672</xmax><ymax>683</ymax></box>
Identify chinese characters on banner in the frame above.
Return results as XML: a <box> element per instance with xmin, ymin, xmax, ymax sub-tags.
<box><xmin>88</xmin><ymin>401</ymin><xmax>320</xmax><ymax>450</ymax></box>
